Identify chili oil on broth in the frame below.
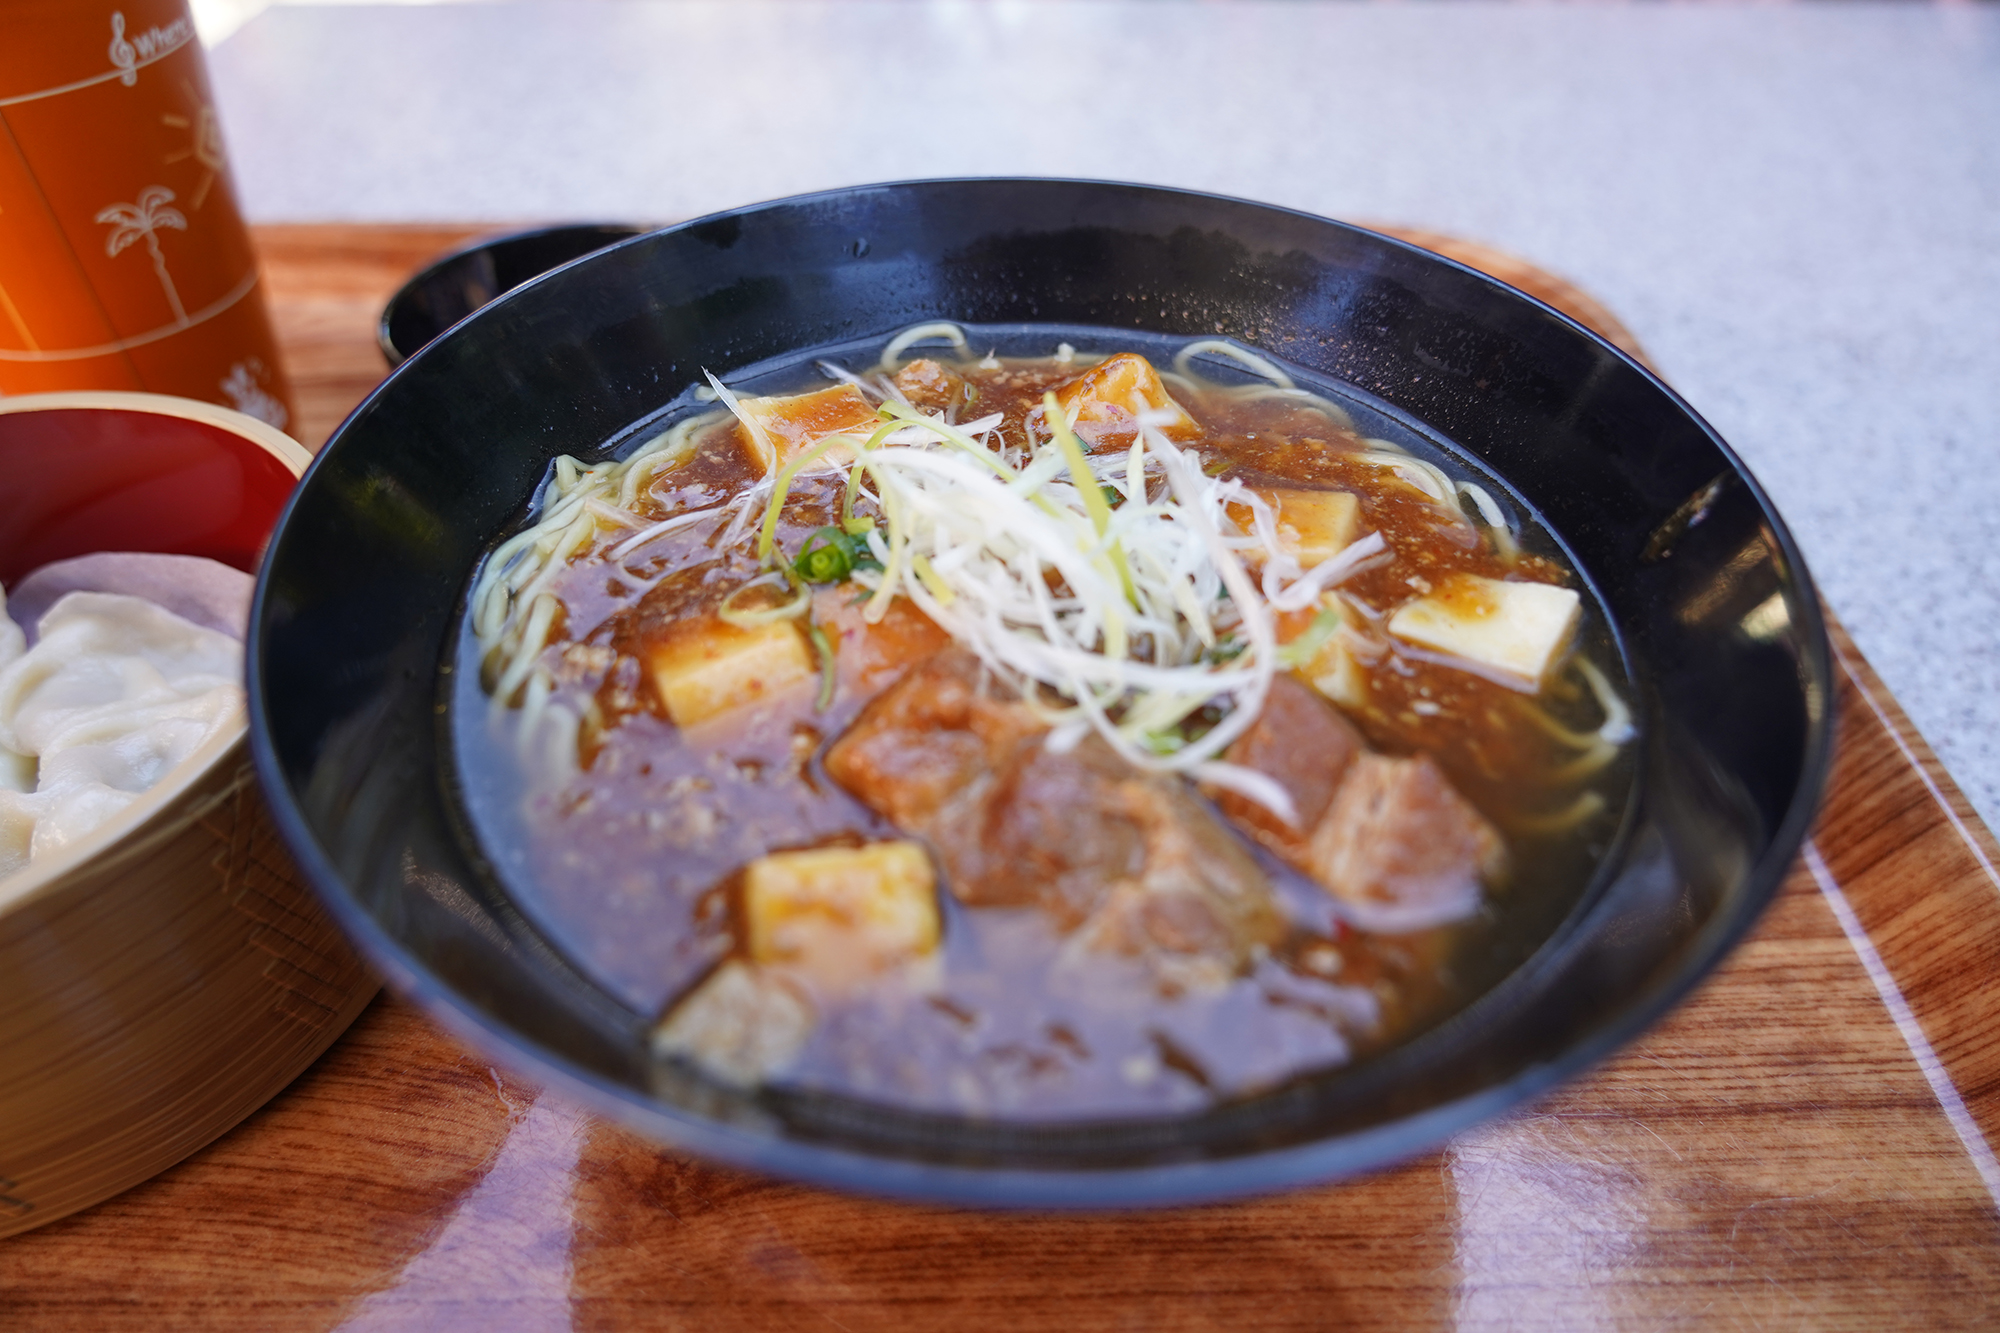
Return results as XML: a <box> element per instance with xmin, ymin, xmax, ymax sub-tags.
<box><xmin>447</xmin><ymin>324</ymin><xmax>1635</xmax><ymax>1121</ymax></box>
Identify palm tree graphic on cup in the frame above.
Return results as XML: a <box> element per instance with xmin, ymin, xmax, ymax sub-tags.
<box><xmin>96</xmin><ymin>186</ymin><xmax>189</xmax><ymax>326</ymax></box>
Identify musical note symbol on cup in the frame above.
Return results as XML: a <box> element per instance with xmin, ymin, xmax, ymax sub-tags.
<box><xmin>108</xmin><ymin>13</ymin><xmax>139</xmax><ymax>86</ymax></box>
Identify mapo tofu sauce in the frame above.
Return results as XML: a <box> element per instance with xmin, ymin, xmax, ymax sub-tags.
<box><xmin>453</xmin><ymin>328</ymin><xmax>1634</xmax><ymax>1120</ymax></box>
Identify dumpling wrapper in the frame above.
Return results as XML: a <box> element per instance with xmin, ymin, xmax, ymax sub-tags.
<box><xmin>6</xmin><ymin>552</ymin><xmax>253</xmax><ymax>648</ymax></box>
<box><xmin>0</xmin><ymin>785</ymin><xmax>135</xmax><ymax>874</ymax></box>
<box><xmin>0</xmin><ymin>585</ymin><xmax>31</xmax><ymax>793</ymax></box>
<box><xmin>0</xmin><ymin>584</ymin><xmax>22</xmax><ymax>666</ymax></box>
<box><xmin>0</xmin><ymin>592</ymin><xmax>244</xmax><ymax>878</ymax></box>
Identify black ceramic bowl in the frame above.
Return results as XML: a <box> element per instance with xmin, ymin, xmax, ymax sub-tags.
<box><xmin>376</xmin><ymin>223</ymin><xmax>648</xmax><ymax>367</ymax></box>
<box><xmin>251</xmin><ymin>179</ymin><xmax>1831</xmax><ymax>1207</ymax></box>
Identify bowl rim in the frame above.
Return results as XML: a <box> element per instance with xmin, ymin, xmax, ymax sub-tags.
<box><xmin>252</xmin><ymin>177</ymin><xmax>1835</xmax><ymax>1206</ymax></box>
<box><xmin>375</xmin><ymin>221</ymin><xmax>655</xmax><ymax>368</ymax></box>
<box><xmin>0</xmin><ymin>391</ymin><xmax>309</xmax><ymax>918</ymax></box>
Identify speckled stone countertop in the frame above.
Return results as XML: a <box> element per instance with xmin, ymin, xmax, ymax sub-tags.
<box><xmin>209</xmin><ymin>0</ymin><xmax>2000</xmax><ymax>831</ymax></box>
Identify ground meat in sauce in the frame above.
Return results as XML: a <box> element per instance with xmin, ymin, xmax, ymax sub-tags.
<box><xmin>469</xmin><ymin>343</ymin><xmax>1622</xmax><ymax>1117</ymax></box>
<box><xmin>891</xmin><ymin>358</ymin><xmax>967</xmax><ymax>412</ymax></box>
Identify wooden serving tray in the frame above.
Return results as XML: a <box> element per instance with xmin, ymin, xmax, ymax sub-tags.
<box><xmin>4</xmin><ymin>226</ymin><xmax>1996</xmax><ymax>1329</ymax></box>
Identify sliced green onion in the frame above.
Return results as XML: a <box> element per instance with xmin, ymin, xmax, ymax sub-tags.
<box><xmin>796</xmin><ymin>527</ymin><xmax>857</xmax><ymax>583</ymax></box>
<box><xmin>794</xmin><ymin>524</ymin><xmax>880</xmax><ymax>583</ymax></box>
<box><xmin>757</xmin><ymin>431</ymin><xmax>867</xmax><ymax>567</ymax></box>
<box><xmin>842</xmin><ymin>417</ymin><xmax>903</xmax><ymax>525</ymax></box>
<box><xmin>807</xmin><ymin>619</ymin><xmax>837</xmax><ymax>711</ymax></box>
<box><xmin>863</xmin><ymin>485</ymin><xmax>908</xmax><ymax>624</ymax></box>
<box><xmin>1044</xmin><ymin>391</ymin><xmax>1136</xmax><ymax>607</ymax></box>
<box><xmin>717</xmin><ymin>574</ymin><xmax>811</xmax><ymax>627</ymax></box>
<box><xmin>1276</xmin><ymin>604</ymin><xmax>1343</xmax><ymax>669</ymax></box>
<box><xmin>877</xmin><ymin>400</ymin><xmax>1014</xmax><ymax>479</ymax></box>
<box><xmin>911</xmin><ymin>552</ymin><xmax>955</xmax><ymax>605</ymax></box>
<box><xmin>878</xmin><ymin>400</ymin><xmax>1073</xmax><ymax>523</ymax></box>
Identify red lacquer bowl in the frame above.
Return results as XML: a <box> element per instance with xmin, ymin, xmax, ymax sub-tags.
<box><xmin>0</xmin><ymin>392</ymin><xmax>375</xmax><ymax>1237</ymax></box>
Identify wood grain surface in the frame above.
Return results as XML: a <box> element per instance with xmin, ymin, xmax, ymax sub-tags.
<box><xmin>3</xmin><ymin>224</ymin><xmax>1995</xmax><ymax>1330</ymax></box>
<box><xmin>0</xmin><ymin>744</ymin><xmax>375</xmax><ymax>1242</ymax></box>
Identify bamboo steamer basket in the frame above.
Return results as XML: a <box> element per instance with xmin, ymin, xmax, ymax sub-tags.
<box><xmin>0</xmin><ymin>392</ymin><xmax>376</xmax><ymax>1238</ymax></box>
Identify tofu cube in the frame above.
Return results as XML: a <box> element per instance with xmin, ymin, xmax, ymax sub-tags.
<box><xmin>652</xmin><ymin>961</ymin><xmax>816</xmax><ymax>1087</ymax></box>
<box><xmin>1263</xmin><ymin>489</ymin><xmax>1361</xmax><ymax>566</ymax></box>
<box><xmin>645</xmin><ymin>619</ymin><xmax>814</xmax><ymax>727</ymax></box>
<box><xmin>1305</xmin><ymin>633</ymin><xmax>1370</xmax><ymax>712</ymax></box>
<box><xmin>734</xmin><ymin>384</ymin><xmax>880</xmax><ymax>474</ymax></box>
<box><xmin>744</xmin><ymin>840</ymin><xmax>940</xmax><ymax>986</ymax></box>
<box><xmin>1054</xmin><ymin>353</ymin><xmax>1200</xmax><ymax>445</ymax></box>
<box><xmin>1273</xmin><ymin>597</ymin><xmax>1370</xmax><ymax>712</ymax></box>
<box><xmin>1387</xmin><ymin>574</ymin><xmax>1580</xmax><ymax>692</ymax></box>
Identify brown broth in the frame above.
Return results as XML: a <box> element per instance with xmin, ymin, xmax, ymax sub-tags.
<box><xmin>452</xmin><ymin>337</ymin><xmax>1632</xmax><ymax>1121</ymax></box>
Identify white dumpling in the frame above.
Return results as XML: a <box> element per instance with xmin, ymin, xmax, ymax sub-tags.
<box><xmin>0</xmin><ymin>785</ymin><xmax>137</xmax><ymax>877</ymax></box>
<box><xmin>0</xmin><ymin>747</ymin><xmax>32</xmax><ymax>796</ymax></box>
<box><xmin>0</xmin><ymin>585</ymin><xmax>32</xmax><ymax>795</ymax></box>
<box><xmin>0</xmin><ymin>584</ymin><xmax>22</xmax><ymax>667</ymax></box>
<box><xmin>33</xmin><ymin>693</ymin><xmax>240</xmax><ymax>791</ymax></box>
<box><xmin>6</xmin><ymin>552</ymin><xmax>253</xmax><ymax>647</ymax></box>
<box><xmin>0</xmin><ymin>791</ymin><xmax>41</xmax><ymax>874</ymax></box>
<box><xmin>0</xmin><ymin>592</ymin><xmax>242</xmax><ymax>756</ymax></box>
<box><xmin>0</xmin><ymin>592</ymin><xmax>244</xmax><ymax>880</ymax></box>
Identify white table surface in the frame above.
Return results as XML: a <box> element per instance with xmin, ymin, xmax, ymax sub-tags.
<box><xmin>207</xmin><ymin>0</ymin><xmax>2000</xmax><ymax>832</ymax></box>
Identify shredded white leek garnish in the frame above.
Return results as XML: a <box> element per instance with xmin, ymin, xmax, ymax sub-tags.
<box><xmin>718</xmin><ymin>572</ymin><xmax>811</xmax><ymax>627</ymax></box>
<box><xmin>471</xmin><ymin>324</ymin><xmax>1630</xmax><ymax>821</ymax></box>
<box><xmin>705</xmin><ymin>370</ymin><xmax>774</xmax><ymax>469</ymax></box>
<box><xmin>797</xmin><ymin>389</ymin><xmax>1385</xmax><ymax>791</ymax></box>
<box><xmin>470</xmin><ymin>331</ymin><xmax>1393</xmax><ymax>804</ymax></box>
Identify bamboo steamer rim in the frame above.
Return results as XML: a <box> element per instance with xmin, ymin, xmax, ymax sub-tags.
<box><xmin>0</xmin><ymin>391</ymin><xmax>308</xmax><ymax>919</ymax></box>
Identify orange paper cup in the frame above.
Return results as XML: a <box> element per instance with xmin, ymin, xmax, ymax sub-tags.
<box><xmin>0</xmin><ymin>1</ymin><xmax>295</xmax><ymax>430</ymax></box>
